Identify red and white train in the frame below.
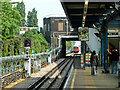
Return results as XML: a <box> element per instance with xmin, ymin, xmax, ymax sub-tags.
<box><xmin>73</xmin><ymin>46</ymin><xmax>79</xmax><ymax>53</ymax></box>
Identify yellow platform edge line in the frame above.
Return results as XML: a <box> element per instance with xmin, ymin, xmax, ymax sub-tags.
<box><xmin>70</xmin><ymin>69</ymin><xmax>77</xmax><ymax>89</ymax></box>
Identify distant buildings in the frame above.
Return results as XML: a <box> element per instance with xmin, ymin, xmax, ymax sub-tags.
<box><xmin>43</xmin><ymin>17</ymin><xmax>75</xmax><ymax>49</ymax></box>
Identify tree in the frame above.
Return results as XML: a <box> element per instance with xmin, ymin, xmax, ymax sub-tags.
<box><xmin>17</xmin><ymin>1</ymin><xmax>26</xmax><ymax>26</ymax></box>
<box><xmin>1</xmin><ymin>2</ymin><xmax>48</xmax><ymax>57</ymax></box>
<box><xmin>1</xmin><ymin>1</ymin><xmax>23</xmax><ymax>56</ymax></box>
<box><xmin>66</xmin><ymin>41</ymin><xmax>73</xmax><ymax>50</ymax></box>
<box><xmin>22</xmin><ymin>29</ymin><xmax>48</xmax><ymax>54</ymax></box>
<box><xmin>27</xmin><ymin>8</ymin><xmax>38</xmax><ymax>27</ymax></box>
<box><xmin>2</xmin><ymin>2</ymin><xmax>23</xmax><ymax>39</ymax></box>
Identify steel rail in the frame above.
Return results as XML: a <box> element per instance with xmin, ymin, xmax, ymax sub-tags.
<box><xmin>27</xmin><ymin>57</ymin><xmax>69</xmax><ymax>90</ymax></box>
<box><xmin>33</xmin><ymin>58</ymin><xmax>71</xmax><ymax>90</ymax></box>
<box><xmin>46</xmin><ymin>58</ymin><xmax>73</xmax><ymax>89</ymax></box>
<box><xmin>42</xmin><ymin>58</ymin><xmax>72</xmax><ymax>89</ymax></box>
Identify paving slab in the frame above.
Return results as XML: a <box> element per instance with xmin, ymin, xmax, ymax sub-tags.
<box><xmin>66</xmin><ymin>66</ymin><xmax>119</xmax><ymax>89</ymax></box>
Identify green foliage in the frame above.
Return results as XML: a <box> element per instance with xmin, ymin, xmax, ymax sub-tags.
<box><xmin>22</xmin><ymin>29</ymin><xmax>48</xmax><ymax>54</ymax></box>
<box><xmin>1</xmin><ymin>1</ymin><xmax>23</xmax><ymax>57</ymax></box>
<box><xmin>17</xmin><ymin>1</ymin><xmax>25</xmax><ymax>26</ymax></box>
<box><xmin>1</xmin><ymin>1</ymin><xmax>48</xmax><ymax>57</ymax></box>
<box><xmin>2</xmin><ymin>2</ymin><xmax>23</xmax><ymax>39</ymax></box>
<box><xmin>27</xmin><ymin>8</ymin><xmax>38</xmax><ymax>27</ymax></box>
<box><xmin>66</xmin><ymin>41</ymin><xmax>73</xmax><ymax>50</ymax></box>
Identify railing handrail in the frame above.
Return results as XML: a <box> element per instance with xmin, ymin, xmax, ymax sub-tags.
<box><xmin>0</xmin><ymin>47</ymin><xmax>61</xmax><ymax>88</ymax></box>
<box><xmin>0</xmin><ymin>47</ymin><xmax>61</xmax><ymax>62</ymax></box>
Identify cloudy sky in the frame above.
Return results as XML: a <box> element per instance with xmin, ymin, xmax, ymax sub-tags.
<box><xmin>11</xmin><ymin>0</ymin><xmax>66</xmax><ymax>27</ymax></box>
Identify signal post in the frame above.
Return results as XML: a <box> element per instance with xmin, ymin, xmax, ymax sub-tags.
<box><xmin>24</xmin><ymin>38</ymin><xmax>31</xmax><ymax>78</ymax></box>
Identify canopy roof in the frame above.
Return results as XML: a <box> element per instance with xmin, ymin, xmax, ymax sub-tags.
<box><xmin>61</xmin><ymin>0</ymin><xmax>120</xmax><ymax>28</ymax></box>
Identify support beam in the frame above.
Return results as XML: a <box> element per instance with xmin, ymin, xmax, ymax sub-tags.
<box><xmin>81</xmin><ymin>41</ymin><xmax>86</xmax><ymax>70</ymax></box>
<box><xmin>103</xmin><ymin>6</ymin><xmax>120</xmax><ymax>25</ymax></box>
<box><xmin>100</xmin><ymin>5</ymin><xmax>120</xmax><ymax>73</ymax></box>
<box><xmin>118</xmin><ymin>32</ymin><xmax>120</xmax><ymax>87</ymax></box>
<box><xmin>61</xmin><ymin>38</ymin><xmax>66</xmax><ymax>58</ymax></box>
<box><xmin>101</xmin><ymin>35</ymin><xmax>104</xmax><ymax>66</ymax></box>
<box><xmin>101</xmin><ymin>21</ymin><xmax>108</xmax><ymax>73</ymax></box>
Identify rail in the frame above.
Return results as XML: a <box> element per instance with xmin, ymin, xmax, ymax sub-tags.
<box><xmin>0</xmin><ymin>47</ymin><xmax>61</xmax><ymax>88</ymax></box>
<box><xmin>27</xmin><ymin>57</ymin><xmax>73</xmax><ymax>89</ymax></box>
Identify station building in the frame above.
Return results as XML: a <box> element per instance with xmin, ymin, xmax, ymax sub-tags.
<box><xmin>43</xmin><ymin>17</ymin><xmax>75</xmax><ymax>49</ymax></box>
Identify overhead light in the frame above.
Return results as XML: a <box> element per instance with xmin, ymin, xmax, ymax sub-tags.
<box><xmin>104</xmin><ymin>17</ymin><xmax>107</xmax><ymax>19</ymax></box>
<box><xmin>82</xmin><ymin>22</ymin><xmax>85</xmax><ymax>24</ymax></box>
<box><xmin>83</xmin><ymin>16</ymin><xmax>86</xmax><ymax>20</ymax></box>
<box><xmin>85</xmin><ymin>0</ymin><xmax>89</xmax><ymax>5</ymax></box>
<box><xmin>82</xmin><ymin>24</ymin><xmax>85</xmax><ymax>27</ymax></box>
<box><xmin>111</xmin><ymin>11</ymin><xmax>114</xmax><ymax>13</ymax></box>
<box><xmin>93</xmin><ymin>24</ymin><xmax>96</xmax><ymax>28</ymax></box>
<box><xmin>81</xmin><ymin>0</ymin><xmax>89</xmax><ymax>27</ymax></box>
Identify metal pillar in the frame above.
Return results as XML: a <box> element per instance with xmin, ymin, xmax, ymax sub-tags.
<box><xmin>101</xmin><ymin>23</ymin><xmax>108</xmax><ymax>73</ymax></box>
<box><xmin>104</xmin><ymin>27</ymin><xmax>108</xmax><ymax>72</ymax></box>
<box><xmin>61</xmin><ymin>38</ymin><xmax>66</xmax><ymax>58</ymax></box>
<box><xmin>59</xmin><ymin>35</ymin><xmax>61</xmax><ymax>48</ymax></box>
<box><xmin>101</xmin><ymin>34</ymin><xmax>104</xmax><ymax>66</ymax></box>
<box><xmin>118</xmin><ymin>32</ymin><xmax>120</xmax><ymax>87</ymax></box>
<box><xmin>24</xmin><ymin>47</ymin><xmax>31</xmax><ymax>78</ymax></box>
<box><xmin>81</xmin><ymin>41</ymin><xmax>86</xmax><ymax>69</ymax></box>
<box><xmin>48</xmin><ymin>54</ymin><xmax>51</xmax><ymax>64</ymax></box>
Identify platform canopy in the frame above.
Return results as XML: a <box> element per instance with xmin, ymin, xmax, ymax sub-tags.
<box><xmin>61</xmin><ymin>0</ymin><xmax>120</xmax><ymax>28</ymax></box>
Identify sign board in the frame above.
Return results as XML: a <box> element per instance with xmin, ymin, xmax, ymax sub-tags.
<box><xmin>47</xmin><ymin>49</ymin><xmax>49</xmax><ymax>52</ymax></box>
<box><xmin>31</xmin><ymin>50</ymin><xmax>34</xmax><ymax>54</ymax></box>
<box><xmin>36</xmin><ymin>28</ymin><xmax>39</xmax><ymax>31</ymax></box>
<box><xmin>78</xmin><ymin>27</ymin><xmax>89</xmax><ymax>41</ymax></box>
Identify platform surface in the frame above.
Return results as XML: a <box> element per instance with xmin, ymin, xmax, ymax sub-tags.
<box><xmin>66</xmin><ymin>66</ymin><xmax>119</xmax><ymax>89</ymax></box>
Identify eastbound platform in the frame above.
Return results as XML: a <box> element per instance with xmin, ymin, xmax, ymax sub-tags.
<box><xmin>66</xmin><ymin>66</ymin><xmax>119</xmax><ymax>89</ymax></box>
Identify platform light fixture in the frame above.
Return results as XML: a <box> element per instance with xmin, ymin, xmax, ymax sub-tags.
<box><xmin>85</xmin><ymin>0</ymin><xmax>88</xmax><ymax>5</ymax></box>
<box><xmin>82</xmin><ymin>0</ymin><xmax>89</xmax><ymax>27</ymax></box>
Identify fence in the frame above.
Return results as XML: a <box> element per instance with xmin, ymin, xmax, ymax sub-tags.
<box><xmin>0</xmin><ymin>47</ymin><xmax>60</xmax><ymax>88</ymax></box>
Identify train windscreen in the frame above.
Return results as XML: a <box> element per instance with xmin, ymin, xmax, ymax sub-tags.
<box><xmin>66</xmin><ymin>41</ymin><xmax>81</xmax><ymax>56</ymax></box>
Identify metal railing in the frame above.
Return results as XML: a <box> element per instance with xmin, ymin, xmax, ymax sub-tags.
<box><xmin>0</xmin><ymin>47</ymin><xmax>61</xmax><ymax>88</ymax></box>
<box><xmin>0</xmin><ymin>47</ymin><xmax>60</xmax><ymax>76</ymax></box>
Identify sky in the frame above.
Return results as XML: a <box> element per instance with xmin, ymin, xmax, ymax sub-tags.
<box><xmin>11</xmin><ymin>0</ymin><xmax>66</xmax><ymax>27</ymax></box>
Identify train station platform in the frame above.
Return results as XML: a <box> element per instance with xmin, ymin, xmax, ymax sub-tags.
<box><xmin>3</xmin><ymin>57</ymin><xmax>119</xmax><ymax>89</ymax></box>
<box><xmin>66</xmin><ymin>66</ymin><xmax>119</xmax><ymax>89</ymax></box>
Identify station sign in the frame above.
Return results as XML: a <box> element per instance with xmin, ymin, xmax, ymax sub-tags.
<box><xmin>20</xmin><ymin>27</ymin><xmax>39</xmax><ymax>32</ymax></box>
<box><xmin>78</xmin><ymin>27</ymin><xmax>89</xmax><ymax>41</ymax></box>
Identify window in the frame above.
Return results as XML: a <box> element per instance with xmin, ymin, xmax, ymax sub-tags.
<box><xmin>58</xmin><ymin>23</ymin><xmax>63</xmax><ymax>31</ymax></box>
<box><xmin>48</xmin><ymin>24</ymin><xmax>50</xmax><ymax>31</ymax></box>
<box><xmin>44</xmin><ymin>24</ymin><xmax>46</xmax><ymax>31</ymax></box>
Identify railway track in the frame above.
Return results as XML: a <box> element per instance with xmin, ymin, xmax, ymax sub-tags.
<box><xmin>27</xmin><ymin>57</ymin><xmax>73</xmax><ymax>90</ymax></box>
